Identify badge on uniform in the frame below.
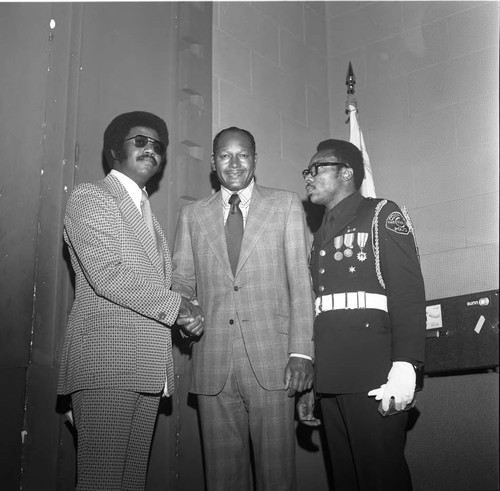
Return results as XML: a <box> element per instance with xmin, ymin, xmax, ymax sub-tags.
<box><xmin>343</xmin><ymin>233</ymin><xmax>354</xmax><ymax>257</ymax></box>
<box><xmin>334</xmin><ymin>236</ymin><xmax>343</xmax><ymax>261</ymax></box>
<box><xmin>386</xmin><ymin>211</ymin><xmax>410</xmax><ymax>235</ymax></box>
<box><xmin>356</xmin><ymin>232</ymin><xmax>368</xmax><ymax>261</ymax></box>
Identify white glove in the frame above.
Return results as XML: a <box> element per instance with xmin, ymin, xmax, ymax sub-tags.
<box><xmin>368</xmin><ymin>361</ymin><xmax>416</xmax><ymax>412</ymax></box>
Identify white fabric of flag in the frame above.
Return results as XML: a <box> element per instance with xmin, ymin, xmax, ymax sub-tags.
<box><xmin>347</xmin><ymin>101</ymin><xmax>376</xmax><ymax>198</ymax></box>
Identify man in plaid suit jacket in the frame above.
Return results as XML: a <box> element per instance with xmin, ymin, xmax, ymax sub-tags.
<box><xmin>57</xmin><ymin>111</ymin><xmax>203</xmax><ymax>490</ymax></box>
<box><xmin>172</xmin><ymin>127</ymin><xmax>315</xmax><ymax>491</ymax></box>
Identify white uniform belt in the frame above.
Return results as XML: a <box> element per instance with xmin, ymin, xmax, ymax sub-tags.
<box><xmin>315</xmin><ymin>292</ymin><xmax>388</xmax><ymax>316</ymax></box>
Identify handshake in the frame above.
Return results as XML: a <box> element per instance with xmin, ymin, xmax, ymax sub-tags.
<box><xmin>177</xmin><ymin>296</ymin><xmax>204</xmax><ymax>337</ymax></box>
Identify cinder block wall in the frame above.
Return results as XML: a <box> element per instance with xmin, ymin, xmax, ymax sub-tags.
<box><xmin>326</xmin><ymin>1</ymin><xmax>499</xmax><ymax>300</ymax></box>
<box><xmin>213</xmin><ymin>1</ymin><xmax>499</xmax><ymax>299</ymax></box>
<box><xmin>213</xmin><ymin>1</ymin><xmax>331</xmax><ymax>197</ymax></box>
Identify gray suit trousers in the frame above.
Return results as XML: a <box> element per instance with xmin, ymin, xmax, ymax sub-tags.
<box><xmin>197</xmin><ymin>326</ymin><xmax>297</xmax><ymax>491</ymax></box>
<box><xmin>72</xmin><ymin>388</ymin><xmax>160</xmax><ymax>491</ymax></box>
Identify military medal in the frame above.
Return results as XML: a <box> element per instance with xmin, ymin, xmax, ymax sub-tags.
<box><xmin>334</xmin><ymin>236</ymin><xmax>344</xmax><ymax>261</ymax></box>
<box><xmin>343</xmin><ymin>233</ymin><xmax>354</xmax><ymax>258</ymax></box>
<box><xmin>356</xmin><ymin>232</ymin><xmax>368</xmax><ymax>261</ymax></box>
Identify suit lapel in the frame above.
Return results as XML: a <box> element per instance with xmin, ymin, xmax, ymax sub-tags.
<box><xmin>196</xmin><ymin>192</ymin><xmax>234</xmax><ymax>278</ymax></box>
<box><xmin>153</xmin><ymin>216</ymin><xmax>172</xmax><ymax>280</ymax></box>
<box><xmin>195</xmin><ymin>186</ymin><xmax>278</xmax><ymax>278</ymax></box>
<box><xmin>103</xmin><ymin>174</ymin><xmax>164</xmax><ymax>277</ymax></box>
<box><xmin>236</xmin><ymin>185</ymin><xmax>274</xmax><ymax>274</ymax></box>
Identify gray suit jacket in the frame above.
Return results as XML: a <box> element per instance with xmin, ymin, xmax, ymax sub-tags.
<box><xmin>57</xmin><ymin>173</ymin><xmax>181</xmax><ymax>396</ymax></box>
<box><xmin>172</xmin><ymin>184</ymin><xmax>315</xmax><ymax>394</ymax></box>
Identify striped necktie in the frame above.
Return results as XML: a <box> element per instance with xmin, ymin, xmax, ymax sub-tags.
<box><xmin>140</xmin><ymin>191</ymin><xmax>156</xmax><ymax>241</ymax></box>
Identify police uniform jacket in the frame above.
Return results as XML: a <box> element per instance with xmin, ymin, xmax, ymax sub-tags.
<box><xmin>310</xmin><ymin>191</ymin><xmax>426</xmax><ymax>394</ymax></box>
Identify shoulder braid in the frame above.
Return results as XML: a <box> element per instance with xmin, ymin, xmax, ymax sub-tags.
<box><xmin>371</xmin><ymin>199</ymin><xmax>387</xmax><ymax>289</ymax></box>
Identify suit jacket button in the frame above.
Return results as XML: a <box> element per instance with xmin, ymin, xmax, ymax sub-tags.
<box><xmin>319</xmin><ymin>268</ymin><xmax>325</xmax><ymax>274</ymax></box>
<box><xmin>233</xmin><ymin>286</ymin><xmax>239</xmax><ymax>291</ymax></box>
<box><xmin>319</xmin><ymin>250</ymin><xmax>326</xmax><ymax>256</ymax></box>
<box><xmin>158</xmin><ymin>312</ymin><xmax>167</xmax><ymax>321</ymax></box>
<box><xmin>318</xmin><ymin>285</ymin><xmax>325</xmax><ymax>292</ymax></box>
<box><xmin>229</xmin><ymin>319</ymin><xmax>234</xmax><ymax>325</ymax></box>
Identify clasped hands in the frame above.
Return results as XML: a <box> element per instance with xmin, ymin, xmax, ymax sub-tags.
<box><xmin>177</xmin><ymin>296</ymin><xmax>204</xmax><ymax>337</ymax></box>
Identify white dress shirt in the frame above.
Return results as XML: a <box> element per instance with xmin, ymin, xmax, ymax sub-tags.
<box><xmin>110</xmin><ymin>169</ymin><xmax>146</xmax><ymax>215</ymax></box>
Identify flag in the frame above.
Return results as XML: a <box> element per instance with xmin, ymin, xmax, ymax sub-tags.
<box><xmin>346</xmin><ymin>95</ymin><xmax>376</xmax><ymax>198</ymax></box>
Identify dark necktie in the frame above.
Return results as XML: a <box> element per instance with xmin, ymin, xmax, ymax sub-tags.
<box><xmin>225</xmin><ymin>193</ymin><xmax>243</xmax><ymax>275</ymax></box>
<box><xmin>319</xmin><ymin>209</ymin><xmax>335</xmax><ymax>245</ymax></box>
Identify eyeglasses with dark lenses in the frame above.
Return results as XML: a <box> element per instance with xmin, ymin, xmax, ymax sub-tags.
<box><xmin>123</xmin><ymin>135</ymin><xmax>166</xmax><ymax>155</ymax></box>
<box><xmin>301</xmin><ymin>161</ymin><xmax>348</xmax><ymax>178</ymax></box>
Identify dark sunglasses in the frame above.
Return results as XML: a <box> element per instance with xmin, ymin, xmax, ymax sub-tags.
<box><xmin>302</xmin><ymin>161</ymin><xmax>348</xmax><ymax>178</ymax></box>
<box><xmin>123</xmin><ymin>135</ymin><xmax>166</xmax><ymax>156</ymax></box>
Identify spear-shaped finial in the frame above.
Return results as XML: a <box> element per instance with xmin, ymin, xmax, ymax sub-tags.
<box><xmin>346</xmin><ymin>61</ymin><xmax>355</xmax><ymax>95</ymax></box>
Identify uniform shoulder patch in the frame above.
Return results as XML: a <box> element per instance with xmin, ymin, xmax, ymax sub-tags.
<box><xmin>386</xmin><ymin>211</ymin><xmax>410</xmax><ymax>235</ymax></box>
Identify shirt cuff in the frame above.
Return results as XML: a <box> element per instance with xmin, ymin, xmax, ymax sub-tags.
<box><xmin>289</xmin><ymin>353</ymin><xmax>313</xmax><ymax>361</ymax></box>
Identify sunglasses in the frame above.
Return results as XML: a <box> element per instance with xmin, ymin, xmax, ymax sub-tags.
<box><xmin>302</xmin><ymin>161</ymin><xmax>348</xmax><ymax>178</ymax></box>
<box><xmin>123</xmin><ymin>135</ymin><xmax>166</xmax><ymax>156</ymax></box>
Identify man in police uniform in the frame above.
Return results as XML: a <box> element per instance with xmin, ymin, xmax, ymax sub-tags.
<box><xmin>297</xmin><ymin>139</ymin><xmax>426</xmax><ymax>491</ymax></box>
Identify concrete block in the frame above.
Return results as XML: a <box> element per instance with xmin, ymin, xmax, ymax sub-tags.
<box><xmin>213</xmin><ymin>28</ymin><xmax>251</xmax><ymax>92</ymax></box>
<box><xmin>219</xmin><ymin>2</ymin><xmax>279</xmax><ymax>64</ymax></box>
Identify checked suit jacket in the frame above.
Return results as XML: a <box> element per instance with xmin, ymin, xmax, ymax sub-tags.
<box><xmin>57</xmin><ymin>173</ymin><xmax>181</xmax><ymax>397</ymax></box>
<box><xmin>172</xmin><ymin>184</ymin><xmax>315</xmax><ymax>395</ymax></box>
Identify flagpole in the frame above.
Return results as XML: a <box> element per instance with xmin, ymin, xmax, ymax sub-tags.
<box><xmin>345</xmin><ymin>62</ymin><xmax>377</xmax><ymax>198</ymax></box>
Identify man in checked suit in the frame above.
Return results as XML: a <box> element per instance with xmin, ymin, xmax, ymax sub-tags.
<box><xmin>171</xmin><ymin>127</ymin><xmax>315</xmax><ymax>491</ymax></box>
<box><xmin>297</xmin><ymin>139</ymin><xmax>426</xmax><ymax>491</ymax></box>
<box><xmin>57</xmin><ymin>111</ymin><xmax>203</xmax><ymax>490</ymax></box>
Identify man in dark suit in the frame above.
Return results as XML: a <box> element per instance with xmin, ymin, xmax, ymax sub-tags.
<box><xmin>172</xmin><ymin>127</ymin><xmax>315</xmax><ymax>490</ymax></box>
<box><xmin>297</xmin><ymin>139</ymin><xmax>426</xmax><ymax>491</ymax></box>
<box><xmin>57</xmin><ymin>111</ymin><xmax>203</xmax><ymax>490</ymax></box>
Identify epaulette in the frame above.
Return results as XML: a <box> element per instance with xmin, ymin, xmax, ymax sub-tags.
<box><xmin>401</xmin><ymin>205</ymin><xmax>421</xmax><ymax>263</ymax></box>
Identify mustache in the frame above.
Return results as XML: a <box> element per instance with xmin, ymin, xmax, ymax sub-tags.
<box><xmin>137</xmin><ymin>154</ymin><xmax>158</xmax><ymax>164</ymax></box>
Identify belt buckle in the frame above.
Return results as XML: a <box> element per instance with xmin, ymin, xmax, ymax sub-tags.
<box><xmin>346</xmin><ymin>292</ymin><xmax>358</xmax><ymax>309</ymax></box>
<box><xmin>332</xmin><ymin>293</ymin><xmax>345</xmax><ymax>310</ymax></box>
<box><xmin>358</xmin><ymin>291</ymin><xmax>366</xmax><ymax>309</ymax></box>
